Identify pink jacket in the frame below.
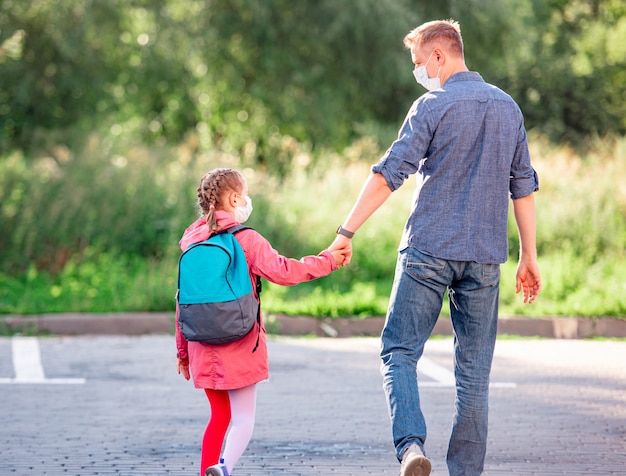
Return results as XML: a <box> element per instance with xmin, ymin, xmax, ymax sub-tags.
<box><xmin>176</xmin><ymin>211</ymin><xmax>338</xmax><ymax>390</ymax></box>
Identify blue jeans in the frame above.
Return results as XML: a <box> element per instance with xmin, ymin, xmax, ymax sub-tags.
<box><xmin>380</xmin><ymin>247</ymin><xmax>500</xmax><ymax>476</ymax></box>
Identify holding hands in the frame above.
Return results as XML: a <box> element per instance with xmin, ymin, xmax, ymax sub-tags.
<box><xmin>328</xmin><ymin>235</ymin><xmax>353</xmax><ymax>267</ymax></box>
<box><xmin>327</xmin><ymin>225</ymin><xmax>355</xmax><ymax>267</ymax></box>
<box><xmin>328</xmin><ymin>241</ymin><xmax>351</xmax><ymax>267</ymax></box>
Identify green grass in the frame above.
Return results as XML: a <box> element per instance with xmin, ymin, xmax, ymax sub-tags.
<box><xmin>0</xmin><ymin>252</ymin><xmax>175</xmax><ymax>314</ymax></box>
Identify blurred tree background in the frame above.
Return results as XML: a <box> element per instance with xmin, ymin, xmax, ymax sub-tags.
<box><xmin>3</xmin><ymin>0</ymin><xmax>625</xmax><ymax>156</ymax></box>
<box><xmin>1</xmin><ymin>0</ymin><xmax>625</xmax><ymax>316</ymax></box>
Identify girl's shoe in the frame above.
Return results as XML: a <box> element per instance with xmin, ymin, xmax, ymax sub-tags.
<box><xmin>205</xmin><ymin>459</ymin><xmax>230</xmax><ymax>476</ymax></box>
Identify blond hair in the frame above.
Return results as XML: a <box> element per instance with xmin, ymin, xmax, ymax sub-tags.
<box><xmin>403</xmin><ymin>19</ymin><xmax>464</xmax><ymax>57</ymax></box>
<box><xmin>197</xmin><ymin>168</ymin><xmax>245</xmax><ymax>232</ymax></box>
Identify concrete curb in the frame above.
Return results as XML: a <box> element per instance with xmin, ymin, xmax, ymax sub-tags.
<box><xmin>0</xmin><ymin>313</ymin><xmax>173</xmax><ymax>336</ymax></box>
<box><xmin>2</xmin><ymin>312</ymin><xmax>625</xmax><ymax>339</ymax></box>
<box><xmin>268</xmin><ymin>314</ymin><xmax>626</xmax><ymax>339</ymax></box>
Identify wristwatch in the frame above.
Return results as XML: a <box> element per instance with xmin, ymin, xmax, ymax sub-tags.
<box><xmin>336</xmin><ymin>225</ymin><xmax>355</xmax><ymax>239</ymax></box>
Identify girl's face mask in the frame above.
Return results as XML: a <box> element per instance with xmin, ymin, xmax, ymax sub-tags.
<box><xmin>234</xmin><ymin>195</ymin><xmax>253</xmax><ymax>223</ymax></box>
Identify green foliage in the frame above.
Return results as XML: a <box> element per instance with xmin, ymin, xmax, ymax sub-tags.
<box><xmin>1</xmin><ymin>135</ymin><xmax>625</xmax><ymax>318</ymax></box>
<box><xmin>0</xmin><ymin>139</ymin><xmax>188</xmax><ymax>272</ymax></box>
<box><xmin>0</xmin><ymin>0</ymin><xmax>419</xmax><ymax>162</ymax></box>
<box><xmin>502</xmin><ymin>0</ymin><xmax>626</xmax><ymax>143</ymax></box>
<box><xmin>262</xmin><ymin>281</ymin><xmax>391</xmax><ymax>318</ymax></box>
<box><xmin>0</xmin><ymin>249</ymin><xmax>175</xmax><ymax>314</ymax></box>
<box><xmin>196</xmin><ymin>0</ymin><xmax>420</xmax><ymax>147</ymax></box>
<box><xmin>2</xmin><ymin>0</ymin><xmax>625</xmax><ymax>159</ymax></box>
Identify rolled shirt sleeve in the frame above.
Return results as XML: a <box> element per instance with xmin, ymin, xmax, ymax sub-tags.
<box><xmin>509</xmin><ymin>123</ymin><xmax>539</xmax><ymax>199</ymax></box>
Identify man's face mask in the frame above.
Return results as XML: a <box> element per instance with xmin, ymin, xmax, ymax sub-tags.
<box><xmin>412</xmin><ymin>51</ymin><xmax>441</xmax><ymax>91</ymax></box>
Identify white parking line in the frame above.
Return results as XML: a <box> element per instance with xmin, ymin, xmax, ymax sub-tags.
<box><xmin>12</xmin><ymin>335</ymin><xmax>45</xmax><ymax>381</ymax></box>
<box><xmin>0</xmin><ymin>336</ymin><xmax>85</xmax><ymax>384</ymax></box>
<box><xmin>419</xmin><ymin>357</ymin><xmax>516</xmax><ymax>388</ymax></box>
<box><xmin>363</xmin><ymin>337</ymin><xmax>516</xmax><ymax>388</ymax></box>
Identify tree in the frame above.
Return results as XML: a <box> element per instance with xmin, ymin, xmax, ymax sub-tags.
<box><xmin>1</xmin><ymin>0</ymin><xmax>624</xmax><ymax>157</ymax></box>
<box><xmin>503</xmin><ymin>0</ymin><xmax>626</xmax><ymax>142</ymax></box>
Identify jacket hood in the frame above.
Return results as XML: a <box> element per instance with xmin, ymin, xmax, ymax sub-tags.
<box><xmin>179</xmin><ymin>211</ymin><xmax>238</xmax><ymax>251</ymax></box>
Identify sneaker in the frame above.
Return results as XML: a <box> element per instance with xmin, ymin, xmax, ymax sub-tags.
<box><xmin>205</xmin><ymin>458</ymin><xmax>230</xmax><ymax>476</ymax></box>
<box><xmin>400</xmin><ymin>443</ymin><xmax>431</xmax><ymax>476</ymax></box>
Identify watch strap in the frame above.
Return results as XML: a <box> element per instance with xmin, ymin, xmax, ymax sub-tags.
<box><xmin>336</xmin><ymin>225</ymin><xmax>355</xmax><ymax>239</ymax></box>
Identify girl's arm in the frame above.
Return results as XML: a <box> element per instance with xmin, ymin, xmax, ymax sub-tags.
<box><xmin>174</xmin><ymin>302</ymin><xmax>190</xmax><ymax>379</ymax></box>
<box><xmin>238</xmin><ymin>230</ymin><xmax>338</xmax><ymax>286</ymax></box>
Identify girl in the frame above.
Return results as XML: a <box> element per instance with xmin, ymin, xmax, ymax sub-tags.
<box><xmin>175</xmin><ymin>168</ymin><xmax>346</xmax><ymax>476</ymax></box>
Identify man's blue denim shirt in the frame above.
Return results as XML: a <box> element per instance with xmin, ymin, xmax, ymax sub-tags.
<box><xmin>372</xmin><ymin>72</ymin><xmax>539</xmax><ymax>264</ymax></box>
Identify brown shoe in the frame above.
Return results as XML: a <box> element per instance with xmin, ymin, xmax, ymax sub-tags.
<box><xmin>400</xmin><ymin>443</ymin><xmax>432</xmax><ymax>476</ymax></box>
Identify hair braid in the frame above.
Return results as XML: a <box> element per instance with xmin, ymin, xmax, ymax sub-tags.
<box><xmin>197</xmin><ymin>168</ymin><xmax>245</xmax><ymax>232</ymax></box>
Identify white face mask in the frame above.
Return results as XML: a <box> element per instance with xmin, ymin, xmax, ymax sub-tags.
<box><xmin>412</xmin><ymin>51</ymin><xmax>441</xmax><ymax>91</ymax></box>
<box><xmin>234</xmin><ymin>195</ymin><xmax>253</xmax><ymax>223</ymax></box>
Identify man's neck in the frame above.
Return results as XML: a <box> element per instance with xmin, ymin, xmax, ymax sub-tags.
<box><xmin>440</xmin><ymin>60</ymin><xmax>469</xmax><ymax>86</ymax></box>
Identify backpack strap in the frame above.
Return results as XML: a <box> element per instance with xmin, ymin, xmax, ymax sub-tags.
<box><xmin>220</xmin><ymin>225</ymin><xmax>262</xmax><ymax>295</ymax></box>
<box><xmin>220</xmin><ymin>225</ymin><xmax>262</xmax><ymax>352</ymax></box>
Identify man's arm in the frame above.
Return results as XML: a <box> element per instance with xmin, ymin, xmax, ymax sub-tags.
<box><xmin>329</xmin><ymin>172</ymin><xmax>393</xmax><ymax>265</ymax></box>
<box><xmin>512</xmin><ymin>193</ymin><xmax>541</xmax><ymax>303</ymax></box>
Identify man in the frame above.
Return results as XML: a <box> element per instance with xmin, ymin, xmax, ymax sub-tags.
<box><xmin>330</xmin><ymin>19</ymin><xmax>541</xmax><ymax>476</ymax></box>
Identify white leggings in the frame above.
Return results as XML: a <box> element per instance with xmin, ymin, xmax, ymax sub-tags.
<box><xmin>223</xmin><ymin>384</ymin><xmax>257</xmax><ymax>472</ymax></box>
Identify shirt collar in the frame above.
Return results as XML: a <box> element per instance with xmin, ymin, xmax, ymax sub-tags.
<box><xmin>445</xmin><ymin>71</ymin><xmax>484</xmax><ymax>85</ymax></box>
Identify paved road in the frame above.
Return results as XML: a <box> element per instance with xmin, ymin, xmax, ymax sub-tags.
<box><xmin>1</xmin><ymin>335</ymin><xmax>625</xmax><ymax>475</ymax></box>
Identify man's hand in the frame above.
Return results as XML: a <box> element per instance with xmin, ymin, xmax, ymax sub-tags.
<box><xmin>515</xmin><ymin>257</ymin><xmax>541</xmax><ymax>303</ymax></box>
<box><xmin>329</xmin><ymin>235</ymin><xmax>353</xmax><ymax>266</ymax></box>
<box><xmin>512</xmin><ymin>194</ymin><xmax>540</xmax><ymax>304</ymax></box>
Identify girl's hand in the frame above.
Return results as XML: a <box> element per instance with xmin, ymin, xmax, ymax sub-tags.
<box><xmin>330</xmin><ymin>248</ymin><xmax>348</xmax><ymax>267</ymax></box>
<box><xmin>177</xmin><ymin>358</ymin><xmax>191</xmax><ymax>380</ymax></box>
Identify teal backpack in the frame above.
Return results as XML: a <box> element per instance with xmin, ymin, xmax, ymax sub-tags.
<box><xmin>176</xmin><ymin>225</ymin><xmax>261</xmax><ymax>350</ymax></box>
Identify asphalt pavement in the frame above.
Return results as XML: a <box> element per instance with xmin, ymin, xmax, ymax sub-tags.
<box><xmin>1</xmin><ymin>334</ymin><xmax>625</xmax><ymax>475</ymax></box>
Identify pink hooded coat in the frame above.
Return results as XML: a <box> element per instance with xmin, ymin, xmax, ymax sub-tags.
<box><xmin>176</xmin><ymin>211</ymin><xmax>338</xmax><ymax>390</ymax></box>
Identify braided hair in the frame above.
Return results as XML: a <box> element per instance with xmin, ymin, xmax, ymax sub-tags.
<box><xmin>197</xmin><ymin>168</ymin><xmax>245</xmax><ymax>232</ymax></box>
